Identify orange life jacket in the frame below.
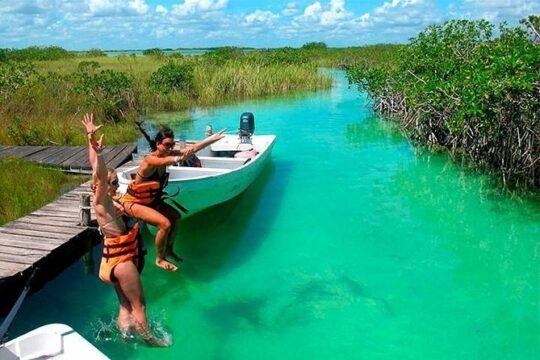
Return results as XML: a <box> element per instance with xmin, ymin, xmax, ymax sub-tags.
<box><xmin>99</xmin><ymin>223</ymin><xmax>140</xmax><ymax>284</ymax></box>
<box><xmin>123</xmin><ymin>180</ymin><xmax>162</xmax><ymax>205</ymax></box>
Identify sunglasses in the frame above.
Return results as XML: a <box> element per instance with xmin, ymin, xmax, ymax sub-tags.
<box><xmin>161</xmin><ymin>141</ymin><xmax>175</xmax><ymax>149</ymax></box>
<box><xmin>109</xmin><ymin>179</ymin><xmax>119</xmax><ymax>186</ymax></box>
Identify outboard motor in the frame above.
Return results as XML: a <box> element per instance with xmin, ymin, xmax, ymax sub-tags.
<box><xmin>239</xmin><ymin>112</ymin><xmax>255</xmax><ymax>144</ymax></box>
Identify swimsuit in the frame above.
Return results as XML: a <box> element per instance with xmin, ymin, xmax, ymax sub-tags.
<box><xmin>98</xmin><ymin>222</ymin><xmax>144</xmax><ymax>284</ymax></box>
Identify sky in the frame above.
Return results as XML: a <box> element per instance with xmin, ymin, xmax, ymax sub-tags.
<box><xmin>1</xmin><ymin>0</ymin><xmax>539</xmax><ymax>50</ymax></box>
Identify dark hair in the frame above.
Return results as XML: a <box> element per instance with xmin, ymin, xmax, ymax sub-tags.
<box><xmin>155</xmin><ymin>125</ymin><xmax>174</xmax><ymax>144</ymax></box>
<box><xmin>135</xmin><ymin>121</ymin><xmax>174</xmax><ymax>151</ymax></box>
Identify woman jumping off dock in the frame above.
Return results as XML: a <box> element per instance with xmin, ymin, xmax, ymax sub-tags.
<box><xmin>83</xmin><ymin>113</ymin><xmax>168</xmax><ymax>347</ymax></box>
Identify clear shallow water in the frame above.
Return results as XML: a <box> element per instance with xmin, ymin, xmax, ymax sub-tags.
<box><xmin>7</xmin><ymin>71</ymin><xmax>540</xmax><ymax>359</ymax></box>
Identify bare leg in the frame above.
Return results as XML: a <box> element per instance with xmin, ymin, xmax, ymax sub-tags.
<box><xmin>124</xmin><ymin>203</ymin><xmax>178</xmax><ymax>271</ymax></box>
<box><xmin>113</xmin><ymin>284</ymin><xmax>133</xmax><ymax>336</ymax></box>
<box><xmin>113</xmin><ymin>261</ymin><xmax>169</xmax><ymax>347</ymax></box>
<box><xmin>158</xmin><ymin>202</ymin><xmax>182</xmax><ymax>262</ymax></box>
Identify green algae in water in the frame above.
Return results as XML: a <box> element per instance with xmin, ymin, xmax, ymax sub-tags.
<box><xmin>6</xmin><ymin>71</ymin><xmax>539</xmax><ymax>359</ymax></box>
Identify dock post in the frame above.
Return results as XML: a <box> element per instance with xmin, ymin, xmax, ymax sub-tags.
<box><xmin>80</xmin><ymin>194</ymin><xmax>91</xmax><ymax>226</ymax></box>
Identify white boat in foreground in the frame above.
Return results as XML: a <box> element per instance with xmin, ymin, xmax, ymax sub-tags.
<box><xmin>117</xmin><ymin>131</ymin><xmax>276</xmax><ymax>217</ymax></box>
<box><xmin>0</xmin><ymin>324</ymin><xmax>108</xmax><ymax>360</ymax></box>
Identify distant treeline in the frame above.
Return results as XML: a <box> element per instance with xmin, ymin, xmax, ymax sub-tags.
<box><xmin>347</xmin><ymin>16</ymin><xmax>540</xmax><ymax>190</ymax></box>
<box><xmin>0</xmin><ymin>46</ymin><xmax>75</xmax><ymax>62</ymax></box>
<box><xmin>0</xmin><ymin>43</ymin><xmax>400</xmax><ymax>68</ymax></box>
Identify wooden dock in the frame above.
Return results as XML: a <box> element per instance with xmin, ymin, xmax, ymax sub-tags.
<box><xmin>0</xmin><ymin>144</ymin><xmax>138</xmax><ymax>316</ymax></box>
<box><xmin>0</xmin><ymin>144</ymin><xmax>137</xmax><ymax>173</ymax></box>
<box><xmin>0</xmin><ymin>181</ymin><xmax>103</xmax><ymax>315</ymax></box>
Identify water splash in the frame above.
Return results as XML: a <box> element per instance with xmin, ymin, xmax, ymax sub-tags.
<box><xmin>91</xmin><ymin>312</ymin><xmax>172</xmax><ymax>348</ymax></box>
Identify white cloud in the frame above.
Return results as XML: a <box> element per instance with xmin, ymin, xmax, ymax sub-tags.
<box><xmin>87</xmin><ymin>0</ymin><xmax>149</xmax><ymax>16</ymax></box>
<box><xmin>303</xmin><ymin>2</ymin><xmax>322</xmax><ymax>19</ymax></box>
<box><xmin>294</xmin><ymin>0</ymin><xmax>352</xmax><ymax>26</ymax></box>
<box><xmin>282</xmin><ymin>2</ymin><xmax>298</xmax><ymax>16</ymax></box>
<box><xmin>355</xmin><ymin>0</ymin><xmax>439</xmax><ymax>31</ymax></box>
<box><xmin>156</xmin><ymin>5</ymin><xmax>168</xmax><ymax>14</ymax></box>
<box><xmin>171</xmin><ymin>0</ymin><xmax>228</xmax><ymax>17</ymax></box>
<box><xmin>455</xmin><ymin>0</ymin><xmax>540</xmax><ymax>22</ymax></box>
<box><xmin>129</xmin><ymin>0</ymin><xmax>149</xmax><ymax>15</ymax></box>
<box><xmin>244</xmin><ymin>10</ymin><xmax>279</xmax><ymax>26</ymax></box>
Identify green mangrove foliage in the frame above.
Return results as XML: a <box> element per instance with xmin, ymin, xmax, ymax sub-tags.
<box><xmin>148</xmin><ymin>61</ymin><xmax>195</xmax><ymax>95</ymax></box>
<box><xmin>142</xmin><ymin>48</ymin><xmax>165</xmax><ymax>58</ymax></box>
<box><xmin>75</xmin><ymin>64</ymin><xmax>136</xmax><ymax>123</ymax></box>
<box><xmin>0</xmin><ymin>46</ymin><xmax>75</xmax><ymax>62</ymax></box>
<box><xmin>347</xmin><ymin>18</ymin><xmax>540</xmax><ymax>189</ymax></box>
<box><xmin>0</xmin><ymin>62</ymin><xmax>37</xmax><ymax>100</ymax></box>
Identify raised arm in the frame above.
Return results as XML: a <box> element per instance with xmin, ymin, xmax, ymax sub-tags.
<box><xmin>82</xmin><ymin>113</ymin><xmax>107</xmax><ymax>204</ymax></box>
<box><xmin>188</xmin><ymin>130</ymin><xmax>225</xmax><ymax>153</ymax></box>
<box><xmin>170</xmin><ymin>130</ymin><xmax>226</xmax><ymax>159</ymax></box>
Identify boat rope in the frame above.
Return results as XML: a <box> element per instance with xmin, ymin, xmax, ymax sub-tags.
<box><xmin>0</xmin><ymin>267</ymin><xmax>39</xmax><ymax>343</ymax></box>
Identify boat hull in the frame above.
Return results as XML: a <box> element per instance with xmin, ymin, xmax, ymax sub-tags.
<box><xmin>0</xmin><ymin>324</ymin><xmax>109</xmax><ymax>359</ymax></box>
<box><xmin>117</xmin><ymin>135</ymin><xmax>276</xmax><ymax>217</ymax></box>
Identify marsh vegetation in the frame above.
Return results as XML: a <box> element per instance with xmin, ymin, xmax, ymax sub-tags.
<box><xmin>347</xmin><ymin>16</ymin><xmax>540</xmax><ymax>189</ymax></box>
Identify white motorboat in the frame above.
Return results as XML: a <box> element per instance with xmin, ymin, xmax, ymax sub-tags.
<box><xmin>117</xmin><ymin>113</ymin><xmax>276</xmax><ymax>216</ymax></box>
<box><xmin>0</xmin><ymin>323</ymin><xmax>108</xmax><ymax>360</ymax></box>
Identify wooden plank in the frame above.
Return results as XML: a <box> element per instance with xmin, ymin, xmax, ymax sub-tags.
<box><xmin>108</xmin><ymin>144</ymin><xmax>137</xmax><ymax>169</ymax></box>
<box><xmin>0</xmin><ymin>146</ymin><xmax>15</xmax><ymax>155</ymax></box>
<box><xmin>0</xmin><ymin>228</ymin><xmax>73</xmax><ymax>242</ymax></box>
<box><xmin>0</xmin><ymin>233</ymin><xmax>66</xmax><ymax>248</ymax></box>
<box><xmin>42</xmin><ymin>146</ymin><xmax>82</xmax><ymax>165</ymax></box>
<box><xmin>27</xmin><ymin>146</ymin><xmax>66</xmax><ymax>164</ymax></box>
<box><xmin>40</xmin><ymin>146</ymin><xmax>76</xmax><ymax>165</ymax></box>
<box><xmin>0</xmin><ymin>244</ymin><xmax>48</xmax><ymax>257</ymax></box>
<box><xmin>30</xmin><ymin>212</ymin><xmax>79</xmax><ymax>221</ymax></box>
<box><xmin>0</xmin><ymin>146</ymin><xmax>48</xmax><ymax>158</ymax></box>
<box><xmin>0</xmin><ymin>237</ymin><xmax>60</xmax><ymax>251</ymax></box>
<box><xmin>0</xmin><ymin>252</ymin><xmax>42</xmax><ymax>265</ymax></box>
<box><xmin>37</xmin><ymin>207</ymin><xmax>79</xmax><ymax>215</ymax></box>
<box><xmin>0</xmin><ymin>262</ymin><xmax>26</xmax><ymax>277</ymax></box>
<box><xmin>60</xmin><ymin>147</ymin><xmax>88</xmax><ymax>168</ymax></box>
<box><xmin>14</xmin><ymin>217</ymin><xmax>86</xmax><ymax>228</ymax></box>
<box><xmin>99</xmin><ymin>145</ymin><xmax>119</xmax><ymax>159</ymax></box>
<box><xmin>3</xmin><ymin>222</ymin><xmax>83</xmax><ymax>235</ymax></box>
<box><xmin>58</xmin><ymin>147</ymin><xmax>87</xmax><ymax>168</ymax></box>
<box><xmin>102</xmin><ymin>144</ymin><xmax>127</xmax><ymax>166</ymax></box>
<box><xmin>29</xmin><ymin>207</ymin><xmax>81</xmax><ymax>217</ymax></box>
<box><xmin>24</xmin><ymin>213</ymin><xmax>82</xmax><ymax>223</ymax></box>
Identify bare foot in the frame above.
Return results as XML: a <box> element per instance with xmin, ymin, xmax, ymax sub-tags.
<box><xmin>155</xmin><ymin>257</ymin><xmax>178</xmax><ymax>271</ymax></box>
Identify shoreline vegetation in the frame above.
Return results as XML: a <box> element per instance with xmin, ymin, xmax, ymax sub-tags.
<box><xmin>347</xmin><ymin>16</ymin><xmax>540</xmax><ymax>190</ymax></box>
<box><xmin>0</xmin><ymin>43</ymin><xmax>399</xmax><ymax>146</ymax></box>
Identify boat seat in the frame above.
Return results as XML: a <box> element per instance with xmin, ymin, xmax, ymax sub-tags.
<box><xmin>197</xmin><ymin>156</ymin><xmax>249</xmax><ymax>170</ymax></box>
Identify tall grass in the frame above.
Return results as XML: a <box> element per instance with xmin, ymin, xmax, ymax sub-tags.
<box><xmin>0</xmin><ymin>158</ymin><xmax>88</xmax><ymax>225</ymax></box>
<box><xmin>0</xmin><ymin>53</ymin><xmax>334</xmax><ymax>145</ymax></box>
<box><xmin>193</xmin><ymin>62</ymin><xmax>331</xmax><ymax>103</ymax></box>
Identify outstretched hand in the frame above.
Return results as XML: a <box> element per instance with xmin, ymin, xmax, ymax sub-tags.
<box><xmin>209</xmin><ymin>129</ymin><xmax>226</xmax><ymax>142</ymax></box>
<box><xmin>82</xmin><ymin>113</ymin><xmax>103</xmax><ymax>137</ymax></box>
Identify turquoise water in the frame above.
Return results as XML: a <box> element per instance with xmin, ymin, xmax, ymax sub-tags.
<box><xmin>7</xmin><ymin>71</ymin><xmax>540</xmax><ymax>359</ymax></box>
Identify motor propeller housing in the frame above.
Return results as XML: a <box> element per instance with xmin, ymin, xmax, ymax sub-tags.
<box><xmin>239</xmin><ymin>112</ymin><xmax>255</xmax><ymax>144</ymax></box>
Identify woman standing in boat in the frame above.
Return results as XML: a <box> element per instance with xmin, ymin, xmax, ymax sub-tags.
<box><xmin>122</xmin><ymin>125</ymin><xmax>224</xmax><ymax>271</ymax></box>
<box><xmin>82</xmin><ymin>113</ymin><xmax>168</xmax><ymax>347</ymax></box>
